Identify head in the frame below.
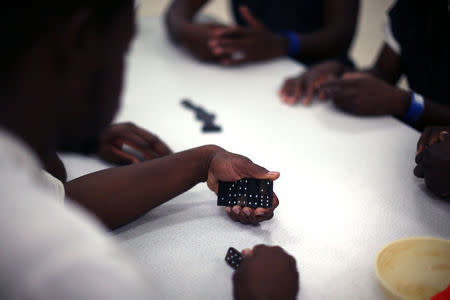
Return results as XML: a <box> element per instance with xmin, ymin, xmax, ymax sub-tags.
<box><xmin>0</xmin><ymin>1</ymin><xmax>136</xmax><ymax>155</ymax></box>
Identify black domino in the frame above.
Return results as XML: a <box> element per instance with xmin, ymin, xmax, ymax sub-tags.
<box><xmin>218</xmin><ymin>178</ymin><xmax>273</xmax><ymax>208</ymax></box>
<box><xmin>181</xmin><ymin>99</ymin><xmax>222</xmax><ymax>133</ymax></box>
<box><xmin>225</xmin><ymin>247</ymin><xmax>243</xmax><ymax>270</ymax></box>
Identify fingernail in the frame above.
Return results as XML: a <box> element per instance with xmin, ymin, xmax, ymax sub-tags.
<box><xmin>233</xmin><ymin>206</ymin><xmax>241</xmax><ymax>214</ymax></box>
<box><xmin>241</xmin><ymin>249</ymin><xmax>252</xmax><ymax>257</ymax></box>
<box><xmin>255</xmin><ymin>209</ymin><xmax>264</xmax><ymax>216</ymax></box>
<box><xmin>243</xmin><ymin>208</ymin><xmax>251</xmax><ymax>216</ymax></box>
<box><xmin>267</xmin><ymin>171</ymin><xmax>279</xmax><ymax>177</ymax></box>
<box><xmin>226</xmin><ymin>207</ymin><xmax>231</xmax><ymax>213</ymax></box>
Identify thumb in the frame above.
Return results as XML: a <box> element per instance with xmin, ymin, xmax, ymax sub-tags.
<box><xmin>239</xmin><ymin>5</ymin><xmax>263</xmax><ymax>28</ymax></box>
<box><xmin>238</xmin><ymin>160</ymin><xmax>280</xmax><ymax>180</ymax></box>
<box><xmin>241</xmin><ymin>248</ymin><xmax>253</xmax><ymax>258</ymax></box>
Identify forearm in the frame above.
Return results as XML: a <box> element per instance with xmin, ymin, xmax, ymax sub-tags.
<box><xmin>296</xmin><ymin>0</ymin><xmax>359</xmax><ymax>60</ymax></box>
<box><xmin>65</xmin><ymin>145</ymin><xmax>219</xmax><ymax>230</ymax></box>
<box><xmin>418</xmin><ymin>100</ymin><xmax>450</xmax><ymax>127</ymax></box>
<box><xmin>296</xmin><ymin>29</ymin><xmax>354</xmax><ymax>61</ymax></box>
<box><xmin>364</xmin><ymin>44</ymin><xmax>403</xmax><ymax>84</ymax></box>
<box><xmin>165</xmin><ymin>0</ymin><xmax>208</xmax><ymax>42</ymax></box>
<box><xmin>386</xmin><ymin>89</ymin><xmax>450</xmax><ymax>127</ymax></box>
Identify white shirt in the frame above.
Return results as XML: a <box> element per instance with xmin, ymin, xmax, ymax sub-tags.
<box><xmin>0</xmin><ymin>129</ymin><xmax>155</xmax><ymax>299</ymax></box>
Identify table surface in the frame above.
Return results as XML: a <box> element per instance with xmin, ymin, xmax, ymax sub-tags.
<box><xmin>61</xmin><ymin>17</ymin><xmax>450</xmax><ymax>300</ymax></box>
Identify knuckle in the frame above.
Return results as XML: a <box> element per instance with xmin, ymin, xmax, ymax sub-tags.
<box><xmin>272</xmin><ymin>245</ymin><xmax>283</xmax><ymax>252</ymax></box>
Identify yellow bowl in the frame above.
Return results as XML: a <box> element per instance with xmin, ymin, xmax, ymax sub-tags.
<box><xmin>375</xmin><ymin>237</ymin><xmax>450</xmax><ymax>300</ymax></box>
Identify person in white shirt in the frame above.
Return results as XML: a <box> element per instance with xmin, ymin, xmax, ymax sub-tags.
<box><xmin>0</xmin><ymin>0</ymin><xmax>299</xmax><ymax>299</ymax></box>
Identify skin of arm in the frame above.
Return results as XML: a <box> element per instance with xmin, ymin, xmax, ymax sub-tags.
<box><xmin>65</xmin><ymin>145</ymin><xmax>217</xmax><ymax>229</ymax></box>
<box><xmin>365</xmin><ymin>44</ymin><xmax>403</xmax><ymax>84</ymax></box>
<box><xmin>295</xmin><ymin>0</ymin><xmax>360</xmax><ymax>61</ymax></box>
<box><xmin>366</xmin><ymin>44</ymin><xmax>450</xmax><ymax>126</ymax></box>
<box><xmin>64</xmin><ymin>145</ymin><xmax>279</xmax><ymax>229</ymax></box>
<box><xmin>165</xmin><ymin>0</ymin><xmax>209</xmax><ymax>43</ymax></box>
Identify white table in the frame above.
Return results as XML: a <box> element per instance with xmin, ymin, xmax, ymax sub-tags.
<box><xmin>61</xmin><ymin>17</ymin><xmax>450</xmax><ymax>299</ymax></box>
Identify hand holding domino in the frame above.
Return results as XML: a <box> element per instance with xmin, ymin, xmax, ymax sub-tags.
<box><xmin>206</xmin><ymin>148</ymin><xmax>280</xmax><ymax>225</ymax></box>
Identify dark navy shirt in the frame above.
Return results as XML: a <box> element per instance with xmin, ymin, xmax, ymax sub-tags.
<box><xmin>389</xmin><ymin>0</ymin><xmax>450</xmax><ymax>105</ymax></box>
<box><xmin>231</xmin><ymin>0</ymin><xmax>353</xmax><ymax>66</ymax></box>
<box><xmin>232</xmin><ymin>0</ymin><xmax>324</xmax><ymax>34</ymax></box>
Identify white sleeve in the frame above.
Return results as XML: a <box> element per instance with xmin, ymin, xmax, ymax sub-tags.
<box><xmin>384</xmin><ymin>21</ymin><xmax>401</xmax><ymax>55</ymax></box>
<box><xmin>0</xmin><ymin>171</ymin><xmax>157</xmax><ymax>300</ymax></box>
<box><xmin>40</xmin><ymin>170</ymin><xmax>66</xmax><ymax>204</ymax></box>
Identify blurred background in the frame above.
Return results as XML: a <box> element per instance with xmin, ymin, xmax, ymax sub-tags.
<box><xmin>137</xmin><ymin>0</ymin><xmax>395</xmax><ymax>68</ymax></box>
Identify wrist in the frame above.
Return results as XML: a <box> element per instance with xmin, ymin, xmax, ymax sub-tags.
<box><xmin>200</xmin><ymin>145</ymin><xmax>222</xmax><ymax>182</ymax></box>
<box><xmin>401</xmin><ymin>91</ymin><xmax>425</xmax><ymax>123</ymax></box>
<box><xmin>394</xmin><ymin>90</ymin><xmax>412</xmax><ymax>116</ymax></box>
<box><xmin>169</xmin><ymin>19</ymin><xmax>194</xmax><ymax>43</ymax></box>
<box><xmin>276</xmin><ymin>35</ymin><xmax>290</xmax><ymax>56</ymax></box>
<box><xmin>279</xmin><ymin>31</ymin><xmax>301</xmax><ymax>57</ymax></box>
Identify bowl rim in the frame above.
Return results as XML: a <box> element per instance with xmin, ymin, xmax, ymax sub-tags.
<box><xmin>374</xmin><ymin>236</ymin><xmax>450</xmax><ymax>300</ymax></box>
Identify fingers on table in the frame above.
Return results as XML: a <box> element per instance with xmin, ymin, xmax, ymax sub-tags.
<box><xmin>417</xmin><ymin>127</ymin><xmax>447</xmax><ymax>155</ymax></box>
<box><xmin>280</xmin><ymin>77</ymin><xmax>303</xmax><ymax>105</ymax></box>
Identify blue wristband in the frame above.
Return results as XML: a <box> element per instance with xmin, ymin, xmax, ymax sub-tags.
<box><xmin>282</xmin><ymin>31</ymin><xmax>301</xmax><ymax>57</ymax></box>
<box><xmin>404</xmin><ymin>92</ymin><xmax>425</xmax><ymax>123</ymax></box>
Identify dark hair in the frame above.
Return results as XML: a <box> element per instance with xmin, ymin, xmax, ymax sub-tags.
<box><xmin>0</xmin><ymin>0</ymin><xmax>133</xmax><ymax>97</ymax></box>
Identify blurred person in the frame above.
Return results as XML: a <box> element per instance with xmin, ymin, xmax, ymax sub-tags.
<box><xmin>280</xmin><ymin>0</ymin><xmax>450</xmax><ymax>129</ymax></box>
<box><xmin>0</xmin><ymin>0</ymin><xmax>298</xmax><ymax>299</ymax></box>
<box><xmin>166</xmin><ymin>0</ymin><xmax>359</xmax><ymax>66</ymax></box>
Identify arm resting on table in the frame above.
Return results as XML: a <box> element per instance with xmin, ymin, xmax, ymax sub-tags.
<box><xmin>65</xmin><ymin>145</ymin><xmax>218</xmax><ymax>230</ymax></box>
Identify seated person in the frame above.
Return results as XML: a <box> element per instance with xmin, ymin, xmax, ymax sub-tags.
<box><xmin>0</xmin><ymin>0</ymin><xmax>299</xmax><ymax>299</ymax></box>
<box><xmin>279</xmin><ymin>0</ymin><xmax>450</xmax><ymax>129</ymax></box>
<box><xmin>165</xmin><ymin>0</ymin><xmax>359</xmax><ymax>66</ymax></box>
<box><xmin>414</xmin><ymin>126</ymin><xmax>450</xmax><ymax>199</ymax></box>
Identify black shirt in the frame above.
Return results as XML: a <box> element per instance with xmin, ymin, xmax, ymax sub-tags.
<box><xmin>389</xmin><ymin>0</ymin><xmax>450</xmax><ymax>105</ymax></box>
<box><xmin>231</xmin><ymin>0</ymin><xmax>353</xmax><ymax>66</ymax></box>
<box><xmin>232</xmin><ymin>0</ymin><xmax>324</xmax><ymax>34</ymax></box>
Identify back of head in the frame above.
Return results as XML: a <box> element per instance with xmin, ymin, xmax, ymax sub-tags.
<box><xmin>0</xmin><ymin>0</ymin><xmax>135</xmax><ymax>155</ymax></box>
<box><xmin>0</xmin><ymin>0</ymin><xmax>133</xmax><ymax>97</ymax></box>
